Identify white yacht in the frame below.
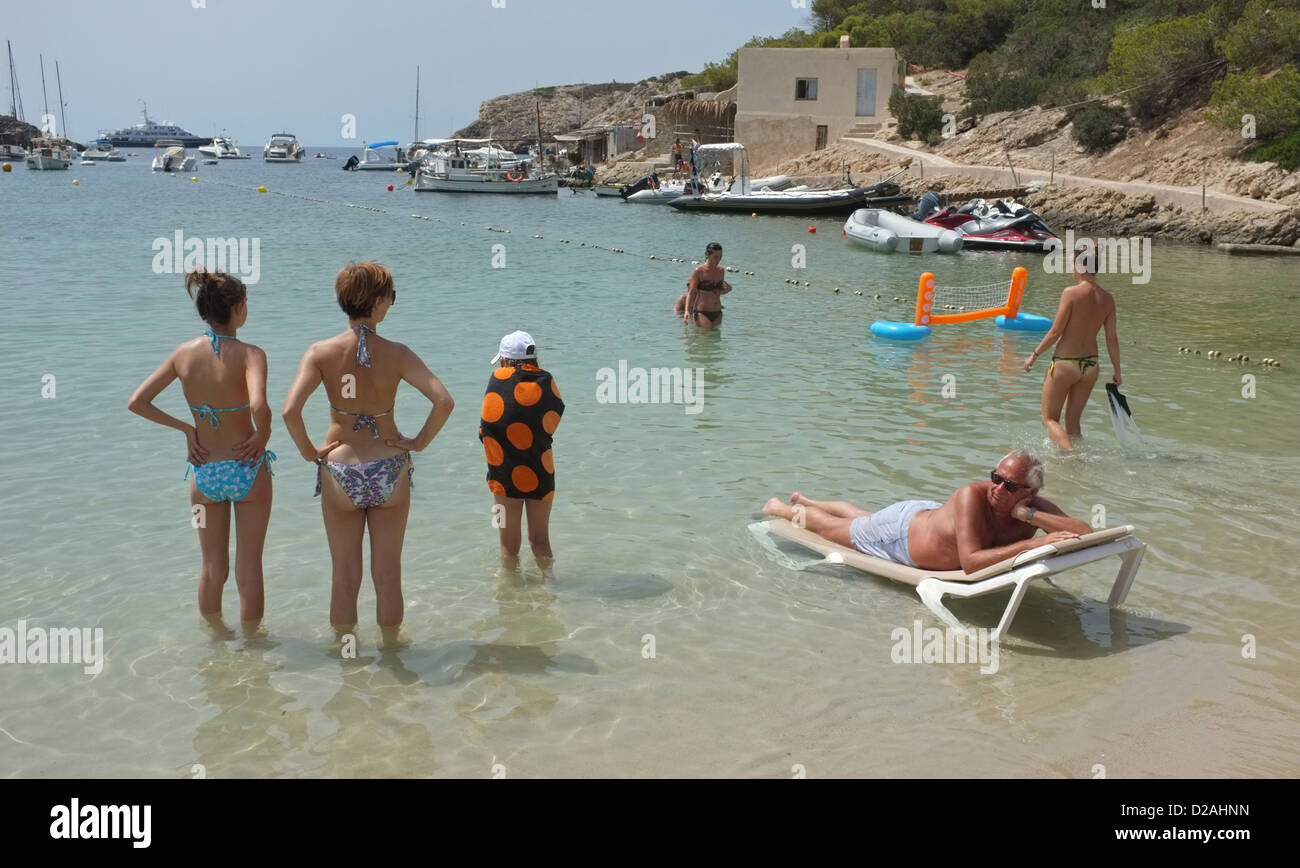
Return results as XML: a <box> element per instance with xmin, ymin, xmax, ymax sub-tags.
<box><xmin>104</xmin><ymin>103</ymin><xmax>206</xmax><ymax>148</ymax></box>
<box><xmin>82</xmin><ymin>137</ymin><xmax>126</xmax><ymax>161</ymax></box>
<box><xmin>25</xmin><ymin>137</ymin><xmax>73</xmax><ymax>170</ymax></box>
<box><xmin>198</xmin><ymin>136</ymin><xmax>250</xmax><ymax>159</ymax></box>
<box><xmin>151</xmin><ymin>139</ymin><xmax>197</xmax><ymax>172</ymax></box>
<box><xmin>263</xmin><ymin>133</ymin><xmax>304</xmax><ymax>162</ymax></box>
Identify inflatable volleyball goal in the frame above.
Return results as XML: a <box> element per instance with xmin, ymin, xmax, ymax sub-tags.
<box><xmin>871</xmin><ymin>267</ymin><xmax>1052</xmax><ymax>341</ymax></box>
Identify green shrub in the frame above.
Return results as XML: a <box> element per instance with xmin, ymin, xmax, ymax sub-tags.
<box><xmin>1071</xmin><ymin>103</ymin><xmax>1129</xmax><ymax>153</ymax></box>
<box><xmin>1206</xmin><ymin>66</ymin><xmax>1300</xmax><ymax>140</ymax></box>
<box><xmin>889</xmin><ymin>89</ymin><xmax>945</xmax><ymax>140</ymax></box>
<box><xmin>533</xmin><ymin>87</ymin><xmax>556</xmax><ymax>100</ymax></box>
<box><xmin>1217</xmin><ymin>0</ymin><xmax>1300</xmax><ymax>69</ymax></box>
<box><xmin>1096</xmin><ymin>14</ymin><xmax>1216</xmax><ymax>121</ymax></box>
<box><xmin>1247</xmin><ymin>126</ymin><xmax>1300</xmax><ymax>170</ymax></box>
<box><xmin>964</xmin><ymin>51</ymin><xmax>1042</xmax><ymax>116</ymax></box>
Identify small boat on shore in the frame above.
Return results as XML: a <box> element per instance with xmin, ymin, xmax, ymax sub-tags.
<box><xmin>844</xmin><ymin>208</ymin><xmax>963</xmax><ymax>253</ymax></box>
<box><xmin>263</xmin><ymin>133</ymin><xmax>304</xmax><ymax>162</ymax></box>
<box><xmin>918</xmin><ymin>194</ymin><xmax>1058</xmax><ymax>252</ymax></box>
<box><xmin>151</xmin><ymin>139</ymin><xmax>197</xmax><ymax>172</ymax></box>
<box><xmin>667</xmin><ymin>143</ymin><xmax>910</xmax><ymax>215</ymax></box>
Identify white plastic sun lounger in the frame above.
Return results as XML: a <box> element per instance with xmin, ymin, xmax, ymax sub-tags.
<box><xmin>752</xmin><ymin>519</ymin><xmax>1146</xmax><ymax>642</ymax></box>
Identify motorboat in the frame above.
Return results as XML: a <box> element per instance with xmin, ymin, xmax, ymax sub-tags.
<box><xmin>263</xmin><ymin>133</ymin><xmax>304</xmax><ymax>162</ymax></box>
<box><xmin>415</xmin><ymin>148</ymin><xmax>558</xmax><ymax>193</ymax></box>
<box><xmin>82</xmin><ymin>137</ymin><xmax>126</xmax><ymax>161</ymax></box>
<box><xmin>918</xmin><ymin>193</ymin><xmax>1058</xmax><ymax>252</ymax></box>
<box><xmin>198</xmin><ymin>135</ymin><xmax>250</xmax><ymax>159</ymax></box>
<box><xmin>354</xmin><ymin>140</ymin><xmax>409</xmax><ymax>170</ymax></box>
<box><xmin>670</xmin><ymin>181</ymin><xmax>909</xmax><ymax>215</ymax></box>
<box><xmin>593</xmin><ymin>184</ymin><xmax>625</xmax><ymax>197</ymax></box>
<box><xmin>150</xmin><ymin>139</ymin><xmax>197</xmax><ymax>172</ymax></box>
<box><xmin>626</xmin><ymin>170</ymin><xmax>792</xmax><ymax>203</ymax></box>
<box><xmin>25</xmin><ymin>137</ymin><xmax>73</xmax><ymax>170</ymax></box>
<box><xmin>667</xmin><ymin>143</ymin><xmax>911</xmax><ymax>215</ymax></box>
<box><xmin>844</xmin><ymin>208</ymin><xmax>963</xmax><ymax>253</ymax></box>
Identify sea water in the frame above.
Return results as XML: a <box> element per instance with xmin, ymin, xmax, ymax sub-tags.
<box><xmin>1</xmin><ymin>150</ymin><xmax>1297</xmax><ymax>777</ymax></box>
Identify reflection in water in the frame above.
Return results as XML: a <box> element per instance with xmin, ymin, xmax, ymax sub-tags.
<box><xmin>453</xmin><ymin>566</ymin><xmax>589</xmax><ymax>723</ymax></box>
<box><xmin>316</xmin><ymin>646</ymin><xmax>437</xmax><ymax>777</ymax></box>
<box><xmin>192</xmin><ymin>633</ymin><xmax>309</xmax><ymax>778</ymax></box>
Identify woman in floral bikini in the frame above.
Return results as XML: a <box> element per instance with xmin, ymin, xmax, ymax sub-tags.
<box><xmin>282</xmin><ymin>262</ymin><xmax>455</xmax><ymax>637</ymax></box>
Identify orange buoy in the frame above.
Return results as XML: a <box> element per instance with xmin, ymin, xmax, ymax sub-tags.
<box><xmin>808</xmin><ymin>226</ymin><xmax>816</xmax><ymax>233</ymax></box>
<box><xmin>387</xmin><ymin>184</ymin><xmax>394</xmax><ymax>191</ymax></box>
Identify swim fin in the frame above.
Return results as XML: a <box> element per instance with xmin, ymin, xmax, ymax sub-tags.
<box><xmin>1105</xmin><ymin>383</ymin><xmax>1141</xmax><ymax>444</ymax></box>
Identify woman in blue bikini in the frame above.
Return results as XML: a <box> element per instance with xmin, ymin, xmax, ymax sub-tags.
<box><xmin>281</xmin><ymin>262</ymin><xmax>454</xmax><ymax>637</ymax></box>
<box><xmin>129</xmin><ymin>269</ymin><xmax>274</xmax><ymax>627</ymax></box>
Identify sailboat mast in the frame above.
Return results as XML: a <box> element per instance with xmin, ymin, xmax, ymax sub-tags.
<box><xmin>413</xmin><ymin>65</ymin><xmax>420</xmax><ymax>143</ymax></box>
<box><xmin>7</xmin><ymin>41</ymin><xmax>16</xmax><ymax>119</ymax></box>
<box><xmin>536</xmin><ymin>98</ymin><xmax>543</xmax><ymax>174</ymax></box>
<box><xmin>55</xmin><ymin>60</ymin><xmax>67</xmax><ymax>141</ymax></box>
<box><xmin>39</xmin><ymin>53</ymin><xmax>49</xmax><ymax>133</ymax></box>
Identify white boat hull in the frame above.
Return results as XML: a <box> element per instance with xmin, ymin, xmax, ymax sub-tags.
<box><xmin>264</xmin><ymin>154</ymin><xmax>302</xmax><ymax>162</ymax></box>
<box><xmin>355</xmin><ymin>162</ymin><xmax>406</xmax><ymax>171</ymax></box>
<box><xmin>26</xmin><ymin>153</ymin><xmax>71</xmax><ymax>170</ymax></box>
<box><xmin>844</xmin><ymin>208</ymin><xmax>963</xmax><ymax>253</ymax></box>
<box><xmin>415</xmin><ymin>174</ymin><xmax>558</xmax><ymax>194</ymax></box>
<box><xmin>152</xmin><ymin>155</ymin><xmax>198</xmax><ymax>172</ymax></box>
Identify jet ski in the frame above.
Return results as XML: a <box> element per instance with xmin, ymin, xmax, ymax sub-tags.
<box><xmin>918</xmin><ymin>195</ymin><xmax>1059</xmax><ymax>252</ymax></box>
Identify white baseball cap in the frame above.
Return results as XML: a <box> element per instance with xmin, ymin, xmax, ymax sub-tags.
<box><xmin>490</xmin><ymin>330</ymin><xmax>537</xmax><ymax>363</ymax></box>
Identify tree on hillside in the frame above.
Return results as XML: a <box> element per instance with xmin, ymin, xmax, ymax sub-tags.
<box><xmin>1095</xmin><ymin>13</ymin><xmax>1218</xmax><ymax>121</ymax></box>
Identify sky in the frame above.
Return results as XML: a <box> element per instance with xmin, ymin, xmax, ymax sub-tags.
<box><xmin>2</xmin><ymin>0</ymin><xmax>813</xmax><ymax>145</ymax></box>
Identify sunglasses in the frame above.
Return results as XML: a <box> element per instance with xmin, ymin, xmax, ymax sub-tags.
<box><xmin>990</xmin><ymin>471</ymin><xmax>1031</xmax><ymax>493</ymax></box>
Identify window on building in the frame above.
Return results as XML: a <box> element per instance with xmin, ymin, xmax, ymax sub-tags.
<box><xmin>815</xmin><ymin>126</ymin><xmax>828</xmax><ymax>150</ymax></box>
<box><xmin>795</xmin><ymin>78</ymin><xmax>818</xmax><ymax>100</ymax></box>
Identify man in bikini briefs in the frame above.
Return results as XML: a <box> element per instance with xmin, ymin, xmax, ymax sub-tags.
<box><xmin>761</xmin><ymin>450</ymin><xmax>1093</xmax><ymax>573</ymax></box>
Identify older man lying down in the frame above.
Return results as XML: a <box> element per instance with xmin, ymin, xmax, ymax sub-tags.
<box><xmin>761</xmin><ymin>450</ymin><xmax>1093</xmax><ymax>574</ymax></box>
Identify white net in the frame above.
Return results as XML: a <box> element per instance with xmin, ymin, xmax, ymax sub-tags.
<box><xmin>926</xmin><ymin>278</ymin><xmax>1012</xmax><ymax>315</ymax></box>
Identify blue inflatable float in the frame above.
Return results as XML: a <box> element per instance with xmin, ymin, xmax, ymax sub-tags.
<box><xmin>870</xmin><ymin>321</ymin><xmax>931</xmax><ymax>341</ymax></box>
<box><xmin>995</xmin><ymin>313</ymin><xmax>1053</xmax><ymax>331</ymax></box>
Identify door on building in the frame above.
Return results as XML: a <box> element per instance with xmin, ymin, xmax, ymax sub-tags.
<box><xmin>856</xmin><ymin>68</ymin><xmax>877</xmax><ymax>117</ymax></box>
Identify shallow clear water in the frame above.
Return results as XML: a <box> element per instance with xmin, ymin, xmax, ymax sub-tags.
<box><xmin>1</xmin><ymin>151</ymin><xmax>1297</xmax><ymax>777</ymax></box>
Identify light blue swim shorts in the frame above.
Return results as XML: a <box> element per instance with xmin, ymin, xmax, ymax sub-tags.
<box><xmin>848</xmin><ymin>500</ymin><xmax>942</xmax><ymax>566</ymax></box>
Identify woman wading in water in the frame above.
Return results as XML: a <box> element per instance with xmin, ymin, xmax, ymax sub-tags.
<box><xmin>282</xmin><ymin>262</ymin><xmax>454</xmax><ymax>640</ymax></box>
<box><xmin>1024</xmin><ymin>246</ymin><xmax>1122</xmax><ymax>450</ymax></box>
<box><xmin>674</xmin><ymin>242</ymin><xmax>731</xmax><ymax>329</ymax></box>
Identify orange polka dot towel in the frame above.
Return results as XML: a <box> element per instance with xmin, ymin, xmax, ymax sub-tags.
<box><xmin>479</xmin><ymin>364</ymin><xmax>564</xmax><ymax>500</ymax></box>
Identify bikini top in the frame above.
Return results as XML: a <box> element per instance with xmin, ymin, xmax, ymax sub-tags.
<box><xmin>696</xmin><ymin>278</ymin><xmax>725</xmax><ymax>292</ymax></box>
<box><xmin>189</xmin><ymin>330</ymin><xmax>249</xmax><ymax>429</ymax></box>
<box><xmin>330</xmin><ymin>323</ymin><xmax>392</xmax><ymax>437</ymax></box>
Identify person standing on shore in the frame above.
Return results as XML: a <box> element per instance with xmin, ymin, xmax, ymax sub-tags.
<box><xmin>1023</xmin><ymin>246</ymin><xmax>1122</xmax><ymax>450</ymax></box>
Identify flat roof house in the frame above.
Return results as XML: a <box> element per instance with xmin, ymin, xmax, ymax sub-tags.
<box><xmin>735</xmin><ymin>46</ymin><xmax>902</xmax><ymax>171</ymax></box>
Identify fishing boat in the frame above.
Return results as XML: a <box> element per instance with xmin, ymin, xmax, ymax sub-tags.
<box><xmin>415</xmin><ymin>149</ymin><xmax>558</xmax><ymax>193</ymax></box>
<box><xmin>667</xmin><ymin>143</ymin><xmax>911</xmax><ymax>215</ymax></box>
<box><xmin>354</xmin><ymin>140</ymin><xmax>408</xmax><ymax>170</ymax></box>
<box><xmin>263</xmin><ymin>133</ymin><xmax>304</xmax><ymax>162</ymax></box>
<box><xmin>198</xmin><ymin>135</ymin><xmax>250</xmax><ymax>159</ymax></box>
<box><xmin>150</xmin><ymin>139</ymin><xmax>197</xmax><ymax>172</ymax></box>
<box><xmin>843</xmin><ymin>208</ymin><xmax>963</xmax><ymax>253</ymax></box>
<box><xmin>25</xmin><ymin>136</ymin><xmax>72</xmax><ymax>170</ymax></box>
